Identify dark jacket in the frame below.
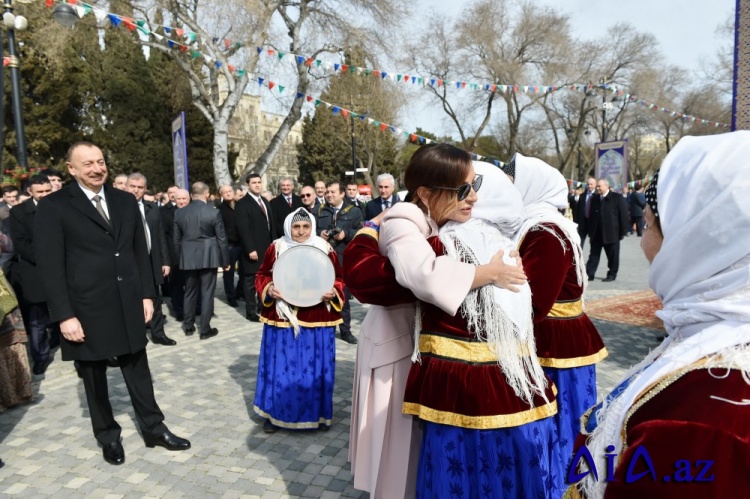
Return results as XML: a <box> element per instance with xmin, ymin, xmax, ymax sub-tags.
<box><xmin>587</xmin><ymin>191</ymin><xmax>630</xmax><ymax>245</ymax></box>
<box><xmin>269</xmin><ymin>194</ymin><xmax>304</xmax><ymax>239</ymax></box>
<box><xmin>9</xmin><ymin>198</ymin><xmax>45</xmax><ymax>303</ymax></box>
<box><xmin>364</xmin><ymin>194</ymin><xmax>400</xmax><ymax>220</ymax></box>
<box><xmin>235</xmin><ymin>194</ymin><xmax>275</xmax><ymax>274</ymax></box>
<box><xmin>34</xmin><ymin>183</ymin><xmax>155</xmax><ymax>361</ymax></box>
<box><xmin>316</xmin><ymin>203</ymin><xmax>364</xmax><ymax>262</ymax></box>
<box><xmin>143</xmin><ymin>201</ymin><xmax>170</xmax><ymax>286</ymax></box>
<box><xmin>629</xmin><ymin>191</ymin><xmax>647</xmax><ymax>218</ymax></box>
<box><xmin>174</xmin><ymin>200</ymin><xmax>230</xmax><ymax>270</ymax></box>
<box><xmin>218</xmin><ymin>200</ymin><xmax>240</xmax><ymax>245</ymax></box>
<box><xmin>160</xmin><ymin>202</ymin><xmax>179</xmax><ymax>267</ymax></box>
<box><xmin>343</xmin><ymin>197</ymin><xmax>366</xmax><ymax>219</ymax></box>
<box><xmin>574</xmin><ymin>189</ymin><xmax>596</xmax><ymax>229</ymax></box>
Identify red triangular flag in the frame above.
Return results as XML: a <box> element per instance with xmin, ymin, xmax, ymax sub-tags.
<box><xmin>341</xmin><ymin>64</ymin><xmax>349</xmax><ymax>73</ymax></box>
<box><xmin>268</xmin><ymin>82</ymin><xmax>275</xmax><ymax>90</ymax></box>
<box><xmin>306</xmin><ymin>95</ymin><xmax>313</xmax><ymax>102</ymax></box>
<box><xmin>122</xmin><ymin>17</ymin><xmax>135</xmax><ymax>31</ymax></box>
<box><xmin>379</xmin><ymin>123</ymin><xmax>387</xmax><ymax>131</ymax></box>
<box><xmin>373</xmin><ymin>70</ymin><xmax>380</xmax><ymax>77</ymax></box>
<box><xmin>175</xmin><ymin>28</ymin><xmax>184</xmax><ymax>38</ymax></box>
<box><xmin>268</xmin><ymin>49</ymin><xmax>275</xmax><ymax>56</ymax></box>
<box><xmin>341</xmin><ymin>109</ymin><xmax>349</xmax><ymax>118</ymax></box>
<box><xmin>228</xmin><ymin>65</ymin><xmax>236</xmax><ymax>73</ymax></box>
<box><xmin>46</xmin><ymin>0</ymin><xmax>54</xmax><ymax>7</ymax></box>
<box><xmin>409</xmin><ymin>134</ymin><xmax>417</xmax><ymax>142</ymax></box>
<box><xmin>305</xmin><ymin>58</ymin><xmax>314</xmax><ymax>67</ymax></box>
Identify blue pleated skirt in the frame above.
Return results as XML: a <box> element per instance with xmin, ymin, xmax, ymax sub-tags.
<box><xmin>253</xmin><ymin>324</ymin><xmax>336</xmax><ymax>429</ymax></box>
<box><xmin>416</xmin><ymin>417</ymin><xmax>564</xmax><ymax>499</ymax></box>
<box><xmin>543</xmin><ymin>365</ymin><xmax>597</xmax><ymax>485</ymax></box>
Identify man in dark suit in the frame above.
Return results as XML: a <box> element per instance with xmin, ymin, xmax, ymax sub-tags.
<box><xmin>160</xmin><ymin>186</ymin><xmax>184</xmax><ymax>319</ymax></box>
<box><xmin>235</xmin><ymin>173</ymin><xmax>275</xmax><ymax>322</ymax></box>
<box><xmin>269</xmin><ymin>176</ymin><xmax>303</xmax><ymax>238</ymax></box>
<box><xmin>126</xmin><ymin>173</ymin><xmax>176</xmax><ymax>346</ymax></box>
<box><xmin>218</xmin><ymin>184</ymin><xmax>243</xmax><ymax>307</ymax></box>
<box><xmin>585</xmin><ymin>179</ymin><xmax>630</xmax><ymax>282</ymax></box>
<box><xmin>174</xmin><ymin>182</ymin><xmax>229</xmax><ymax>339</ymax></box>
<box><xmin>316</xmin><ymin>181</ymin><xmax>363</xmax><ymax>344</ymax></box>
<box><xmin>629</xmin><ymin>185</ymin><xmax>647</xmax><ymax>236</ymax></box>
<box><xmin>574</xmin><ymin>177</ymin><xmax>597</xmax><ymax>249</ymax></box>
<box><xmin>9</xmin><ymin>175</ymin><xmax>54</xmax><ymax>374</ymax></box>
<box><xmin>364</xmin><ymin>173</ymin><xmax>400</xmax><ymax>220</ymax></box>
<box><xmin>344</xmin><ymin>182</ymin><xmax>366</xmax><ymax>218</ymax></box>
<box><xmin>299</xmin><ymin>185</ymin><xmax>320</xmax><ymax>214</ymax></box>
<box><xmin>35</xmin><ymin>142</ymin><xmax>190</xmax><ymax>466</ymax></box>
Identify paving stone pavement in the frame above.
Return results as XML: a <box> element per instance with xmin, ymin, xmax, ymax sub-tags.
<box><xmin>0</xmin><ymin>236</ymin><xmax>659</xmax><ymax>497</ymax></box>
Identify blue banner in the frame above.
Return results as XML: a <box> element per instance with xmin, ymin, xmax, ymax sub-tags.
<box><xmin>595</xmin><ymin>140</ymin><xmax>629</xmax><ymax>192</ymax></box>
<box><xmin>171</xmin><ymin>112</ymin><xmax>189</xmax><ymax>188</ymax></box>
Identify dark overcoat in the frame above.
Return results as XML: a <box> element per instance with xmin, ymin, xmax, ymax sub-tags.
<box><xmin>9</xmin><ymin>198</ymin><xmax>46</xmax><ymax>304</ymax></box>
<box><xmin>144</xmin><ymin>200</ymin><xmax>170</xmax><ymax>286</ymax></box>
<box><xmin>34</xmin><ymin>183</ymin><xmax>155</xmax><ymax>361</ymax></box>
<box><xmin>269</xmin><ymin>194</ymin><xmax>304</xmax><ymax>239</ymax></box>
<box><xmin>173</xmin><ymin>200</ymin><xmax>230</xmax><ymax>270</ymax></box>
<box><xmin>235</xmin><ymin>194</ymin><xmax>275</xmax><ymax>274</ymax></box>
<box><xmin>587</xmin><ymin>191</ymin><xmax>630</xmax><ymax>245</ymax></box>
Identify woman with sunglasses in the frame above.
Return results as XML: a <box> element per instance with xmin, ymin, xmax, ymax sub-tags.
<box><xmin>381</xmin><ymin>143</ymin><xmax>560</xmax><ymax>498</ymax></box>
<box><xmin>345</xmin><ymin>152</ymin><xmax>530</xmax><ymax>497</ymax></box>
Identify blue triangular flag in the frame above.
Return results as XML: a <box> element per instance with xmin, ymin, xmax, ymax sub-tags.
<box><xmin>215</xmin><ymin>61</ymin><xmax>222</xmax><ymax>69</ymax></box>
<box><xmin>167</xmin><ymin>40</ymin><xmax>175</xmax><ymax>48</ymax></box>
<box><xmin>258</xmin><ymin>77</ymin><xmax>264</xmax><ymax>85</ymax></box>
<box><xmin>332</xmin><ymin>106</ymin><xmax>340</xmax><ymax>114</ymax></box>
<box><xmin>257</xmin><ymin>47</ymin><xmax>262</xmax><ymax>54</ymax></box>
<box><xmin>430</xmin><ymin>79</ymin><xmax>436</xmax><ymax>86</ymax></box>
<box><xmin>334</xmin><ymin>64</ymin><xmax>340</xmax><ymax>71</ymax></box>
<box><xmin>456</xmin><ymin>82</ymin><xmax>461</xmax><ymax>89</ymax></box>
<box><xmin>411</xmin><ymin>76</ymin><xmax>416</xmax><ymax>83</ymax></box>
<box><xmin>296</xmin><ymin>92</ymin><xmax>304</xmax><ymax>99</ymax></box>
<box><xmin>163</xmin><ymin>26</ymin><xmax>171</xmax><ymax>34</ymax></box>
<box><xmin>381</xmin><ymin>72</ymin><xmax>388</xmax><ymax>79</ymax></box>
<box><xmin>296</xmin><ymin>55</ymin><xmax>304</xmax><ymax>65</ymax></box>
<box><xmin>108</xmin><ymin>14</ymin><xmax>121</xmax><ymax>27</ymax></box>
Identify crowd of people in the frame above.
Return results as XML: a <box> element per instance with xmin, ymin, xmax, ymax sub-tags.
<box><xmin>1</xmin><ymin>132</ymin><xmax>748</xmax><ymax>497</ymax></box>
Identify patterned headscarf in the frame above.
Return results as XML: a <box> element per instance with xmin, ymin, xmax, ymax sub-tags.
<box><xmin>500</xmin><ymin>154</ymin><xmax>516</xmax><ymax>178</ymax></box>
<box><xmin>644</xmin><ymin>169</ymin><xmax>659</xmax><ymax>217</ymax></box>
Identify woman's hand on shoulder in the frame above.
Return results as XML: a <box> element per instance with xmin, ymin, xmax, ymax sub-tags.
<box><xmin>485</xmin><ymin>249</ymin><xmax>527</xmax><ymax>292</ymax></box>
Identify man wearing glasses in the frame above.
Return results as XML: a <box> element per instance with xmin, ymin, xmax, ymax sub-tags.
<box><xmin>300</xmin><ymin>185</ymin><xmax>321</xmax><ymax>214</ymax></box>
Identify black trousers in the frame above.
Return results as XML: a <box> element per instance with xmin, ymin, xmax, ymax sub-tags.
<box><xmin>340</xmin><ymin>287</ymin><xmax>352</xmax><ymax>335</ymax></box>
<box><xmin>631</xmin><ymin>216</ymin><xmax>644</xmax><ymax>236</ymax></box>
<box><xmin>183</xmin><ymin>269</ymin><xmax>217</xmax><ymax>335</ymax></box>
<box><xmin>223</xmin><ymin>245</ymin><xmax>244</xmax><ymax>300</ymax></box>
<box><xmin>78</xmin><ymin>349</ymin><xmax>165</xmax><ymax>446</ymax></box>
<box><xmin>147</xmin><ymin>295</ymin><xmax>167</xmax><ymax>339</ymax></box>
<box><xmin>586</xmin><ymin>232</ymin><xmax>621</xmax><ymax>280</ymax></box>
<box><xmin>168</xmin><ymin>269</ymin><xmax>185</xmax><ymax>316</ymax></box>
<box><xmin>243</xmin><ymin>272</ymin><xmax>260</xmax><ymax>317</ymax></box>
<box><xmin>578</xmin><ymin>225</ymin><xmax>588</xmax><ymax>250</ymax></box>
<box><xmin>26</xmin><ymin>302</ymin><xmax>51</xmax><ymax>366</ymax></box>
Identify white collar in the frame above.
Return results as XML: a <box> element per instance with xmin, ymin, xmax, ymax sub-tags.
<box><xmin>78</xmin><ymin>182</ymin><xmax>104</xmax><ymax>200</ymax></box>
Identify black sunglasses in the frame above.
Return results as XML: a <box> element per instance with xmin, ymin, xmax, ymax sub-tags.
<box><xmin>429</xmin><ymin>174</ymin><xmax>483</xmax><ymax>201</ymax></box>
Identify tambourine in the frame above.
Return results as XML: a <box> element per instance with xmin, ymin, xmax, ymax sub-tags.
<box><xmin>272</xmin><ymin>245</ymin><xmax>335</xmax><ymax>307</ymax></box>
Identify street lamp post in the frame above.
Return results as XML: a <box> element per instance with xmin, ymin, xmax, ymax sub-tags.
<box><xmin>2</xmin><ymin>0</ymin><xmax>29</xmax><ymax>169</ymax></box>
<box><xmin>350</xmin><ymin>113</ymin><xmax>357</xmax><ymax>184</ymax></box>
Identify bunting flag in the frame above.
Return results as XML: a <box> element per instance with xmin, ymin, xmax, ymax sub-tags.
<box><xmin>49</xmin><ymin>1</ymin><xmax>730</xmax><ymax>129</ymax></box>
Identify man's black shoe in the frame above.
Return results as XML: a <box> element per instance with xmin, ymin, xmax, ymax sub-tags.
<box><xmin>106</xmin><ymin>357</ymin><xmax>119</xmax><ymax>368</ymax></box>
<box><xmin>102</xmin><ymin>441</ymin><xmax>125</xmax><ymax>465</ymax></box>
<box><xmin>200</xmin><ymin>328</ymin><xmax>219</xmax><ymax>340</ymax></box>
<box><xmin>246</xmin><ymin>314</ymin><xmax>260</xmax><ymax>322</ymax></box>
<box><xmin>182</xmin><ymin>326</ymin><xmax>196</xmax><ymax>336</ymax></box>
<box><xmin>603</xmin><ymin>277</ymin><xmax>616</xmax><ymax>282</ymax></box>
<box><xmin>152</xmin><ymin>335</ymin><xmax>177</xmax><ymax>346</ymax></box>
<box><xmin>588</xmin><ymin>276</ymin><xmax>595</xmax><ymax>282</ymax></box>
<box><xmin>143</xmin><ymin>429</ymin><xmax>191</xmax><ymax>451</ymax></box>
<box><xmin>228</xmin><ymin>299</ymin><xmax>239</xmax><ymax>307</ymax></box>
<box><xmin>340</xmin><ymin>332</ymin><xmax>358</xmax><ymax>345</ymax></box>
<box><xmin>32</xmin><ymin>361</ymin><xmax>50</xmax><ymax>375</ymax></box>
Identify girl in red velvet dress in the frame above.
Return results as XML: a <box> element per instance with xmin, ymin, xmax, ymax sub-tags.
<box><xmin>567</xmin><ymin>132</ymin><xmax>750</xmax><ymax>498</ymax></box>
<box><xmin>508</xmin><ymin>154</ymin><xmax>607</xmax><ymax>489</ymax></box>
<box><xmin>383</xmin><ymin>144</ymin><xmax>563</xmax><ymax>499</ymax></box>
<box><xmin>253</xmin><ymin>208</ymin><xmax>345</xmax><ymax>433</ymax></box>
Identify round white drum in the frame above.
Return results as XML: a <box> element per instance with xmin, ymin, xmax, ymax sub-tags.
<box><xmin>272</xmin><ymin>245</ymin><xmax>335</xmax><ymax>307</ymax></box>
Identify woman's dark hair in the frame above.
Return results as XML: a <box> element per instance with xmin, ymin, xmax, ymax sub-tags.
<box><xmin>404</xmin><ymin>143</ymin><xmax>472</xmax><ymax>225</ymax></box>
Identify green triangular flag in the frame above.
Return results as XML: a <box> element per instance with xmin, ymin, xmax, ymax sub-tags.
<box><xmin>316</xmin><ymin>60</ymin><xmax>322</xmax><ymax>67</ymax></box>
<box><xmin>314</xmin><ymin>99</ymin><xmax>321</xmax><ymax>106</ymax></box>
<box><xmin>397</xmin><ymin>75</ymin><xmax>402</xmax><ymax>81</ymax></box>
<box><xmin>238</xmin><ymin>70</ymin><xmax>247</xmax><ymax>77</ymax></box>
<box><xmin>234</xmin><ymin>42</ymin><xmax>242</xmax><ymax>49</ymax></box>
<box><xmin>418</xmin><ymin>77</ymin><xmax>423</xmax><ymax>84</ymax></box>
<box><xmin>279</xmin><ymin>85</ymin><xmax>285</xmax><ymax>93</ymax></box>
<box><xmin>278</xmin><ymin>52</ymin><xmax>285</xmax><ymax>60</ymax></box>
<box><xmin>136</xmin><ymin>19</ymin><xmax>146</xmax><ymax>27</ymax></box>
<box><xmin>349</xmin><ymin>66</ymin><xmax>356</xmax><ymax>73</ymax></box>
<box><xmin>191</xmin><ymin>51</ymin><xmax>201</xmax><ymax>59</ymax></box>
<box><xmin>186</xmin><ymin>33</ymin><xmax>196</xmax><ymax>43</ymax></box>
<box><xmin>365</xmin><ymin>69</ymin><xmax>372</xmax><ymax>76</ymax></box>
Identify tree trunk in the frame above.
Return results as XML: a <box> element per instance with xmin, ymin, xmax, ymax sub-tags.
<box><xmin>212</xmin><ymin>120</ymin><xmax>233</xmax><ymax>187</ymax></box>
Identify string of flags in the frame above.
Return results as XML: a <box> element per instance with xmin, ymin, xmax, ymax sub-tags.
<box><xmin>48</xmin><ymin>0</ymin><xmax>731</xmax><ymax>131</ymax></box>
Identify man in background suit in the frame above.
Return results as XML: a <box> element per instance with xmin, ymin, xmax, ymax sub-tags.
<box><xmin>269</xmin><ymin>176</ymin><xmax>303</xmax><ymax>238</ymax></box>
<box><xmin>174</xmin><ymin>182</ymin><xmax>229</xmax><ymax>339</ymax></box>
<box><xmin>364</xmin><ymin>173</ymin><xmax>400</xmax><ymax>220</ymax></box>
<box><xmin>160</xmin><ymin>185</ymin><xmax>184</xmax><ymax>319</ymax></box>
<box><xmin>218</xmin><ymin>184</ymin><xmax>243</xmax><ymax>307</ymax></box>
<box><xmin>629</xmin><ymin>185</ymin><xmax>647</xmax><ymax>237</ymax></box>
<box><xmin>314</xmin><ymin>181</ymin><xmax>327</xmax><ymax>206</ymax></box>
<box><xmin>127</xmin><ymin>173</ymin><xmax>176</xmax><ymax>346</ymax></box>
<box><xmin>236</xmin><ymin>173</ymin><xmax>275</xmax><ymax>322</ymax></box>
<box><xmin>344</xmin><ymin>182</ymin><xmax>366</xmax><ymax>218</ymax></box>
<box><xmin>9</xmin><ymin>175</ymin><xmax>54</xmax><ymax>374</ymax></box>
<box><xmin>35</xmin><ymin>142</ymin><xmax>189</xmax><ymax>465</ymax></box>
<box><xmin>585</xmin><ymin>178</ymin><xmax>630</xmax><ymax>282</ymax></box>
<box><xmin>300</xmin><ymin>185</ymin><xmax>319</xmax><ymax>214</ymax></box>
<box><xmin>574</xmin><ymin>177</ymin><xmax>597</xmax><ymax>249</ymax></box>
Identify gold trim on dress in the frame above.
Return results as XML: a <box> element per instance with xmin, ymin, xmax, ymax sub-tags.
<box><xmin>355</xmin><ymin>227</ymin><xmax>379</xmax><ymax>241</ymax></box>
<box><xmin>538</xmin><ymin>347</ymin><xmax>608</xmax><ymax>368</ymax></box>
<box><xmin>419</xmin><ymin>333</ymin><xmax>532</xmax><ymax>363</ymax></box>
<box><xmin>253</xmin><ymin>406</ymin><xmax>332</xmax><ymax>429</ymax></box>
<box><xmin>547</xmin><ymin>298</ymin><xmax>583</xmax><ymax>318</ymax></box>
<box><xmin>260</xmin><ymin>317</ymin><xmax>343</xmax><ymax>328</ymax></box>
<box><xmin>402</xmin><ymin>399</ymin><xmax>558</xmax><ymax>430</ymax></box>
<box><xmin>330</xmin><ymin>289</ymin><xmax>344</xmax><ymax>312</ymax></box>
<box><xmin>260</xmin><ymin>282</ymin><xmax>274</xmax><ymax>308</ymax></box>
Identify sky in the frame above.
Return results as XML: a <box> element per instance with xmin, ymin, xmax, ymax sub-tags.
<box><xmin>400</xmin><ymin>0</ymin><xmax>735</xmax><ymax>136</ymax></box>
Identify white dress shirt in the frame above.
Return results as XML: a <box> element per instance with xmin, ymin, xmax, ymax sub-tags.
<box><xmin>78</xmin><ymin>183</ymin><xmax>110</xmax><ymax>219</ymax></box>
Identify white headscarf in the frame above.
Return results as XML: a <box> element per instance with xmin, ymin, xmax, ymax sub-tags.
<box><xmin>273</xmin><ymin>208</ymin><xmax>331</xmax><ymax>333</ymax></box>
<box><xmin>513</xmin><ymin>153</ymin><xmax>586</xmax><ymax>289</ymax></box>
<box><xmin>580</xmin><ymin>131</ymin><xmax>750</xmax><ymax>498</ymax></box>
<box><xmin>438</xmin><ymin>161</ymin><xmax>547</xmax><ymax>405</ymax></box>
